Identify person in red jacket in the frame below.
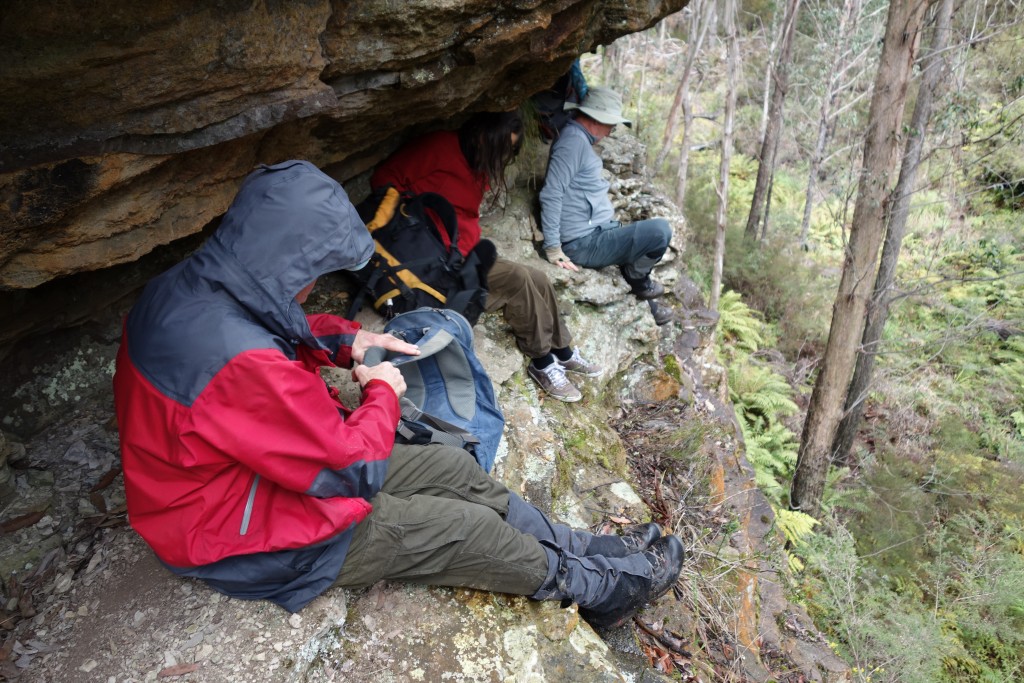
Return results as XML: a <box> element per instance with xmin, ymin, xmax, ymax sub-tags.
<box><xmin>114</xmin><ymin>160</ymin><xmax>684</xmax><ymax>625</ymax></box>
<box><xmin>371</xmin><ymin>112</ymin><xmax>601</xmax><ymax>403</ymax></box>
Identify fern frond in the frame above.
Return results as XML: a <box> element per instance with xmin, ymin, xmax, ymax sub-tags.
<box><xmin>718</xmin><ymin>290</ymin><xmax>764</xmax><ymax>353</ymax></box>
<box><xmin>776</xmin><ymin>508</ymin><xmax>819</xmax><ymax>547</ymax></box>
<box><xmin>729</xmin><ymin>361</ymin><xmax>799</xmax><ymax>425</ymax></box>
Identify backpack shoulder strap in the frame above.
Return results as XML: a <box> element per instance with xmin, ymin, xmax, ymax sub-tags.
<box><xmin>406</xmin><ymin>192</ymin><xmax>460</xmax><ymax>258</ymax></box>
<box><xmin>366</xmin><ymin>187</ymin><xmax>402</xmax><ymax>232</ymax></box>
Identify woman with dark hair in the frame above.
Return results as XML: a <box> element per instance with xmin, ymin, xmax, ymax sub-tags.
<box><xmin>372</xmin><ymin>112</ymin><xmax>600</xmax><ymax>403</ymax></box>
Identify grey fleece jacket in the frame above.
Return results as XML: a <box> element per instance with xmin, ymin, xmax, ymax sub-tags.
<box><xmin>539</xmin><ymin>121</ymin><xmax>616</xmax><ymax>250</ymax></box>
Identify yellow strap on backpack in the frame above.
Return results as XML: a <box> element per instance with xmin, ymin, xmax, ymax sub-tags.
<box><xmin>366</xmin><ymin>187</ymin><xmax>401</xmax><ymax>233</ymax></box>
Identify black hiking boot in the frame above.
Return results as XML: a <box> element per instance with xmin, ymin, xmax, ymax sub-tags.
<box><xmin>620</xmin><ymin>265</ymin><xmax>665</xmax><ymax>300</ymax></box>
<box><xmin>622</xmin><ymin>522</ymin><xmax>663</xmax><ymax>554</ymax></box>
<box><xmin>578</xmin><ymin>534</ymin><xmax>685</xmax><ymax>629</ymax></box>
<box><xmin>584</xmin><ymin>522</ymin><xmax>662</xmax><ymax>558</ymax></box>
<box><xmin>649</xmin><ymin>300</ymin><xmax>674</xmax><ymax>326</ymax></box>
<box><xmin>631</xmin><ymin>278</ymin><xmax>665</xmax><ymax>300</ymax></box>
<box><xmin>642</xmin><ymin>534</ymin><xmax>686</xmax><ymax>603</ymax></box>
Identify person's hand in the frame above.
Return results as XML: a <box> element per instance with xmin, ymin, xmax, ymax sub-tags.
<box><xmin>350</xmin><ymin>329</ymin><xmax>420</xmax><ymax>364</ymax></box>
<box><xmin>545</xmin><ymin>246</ymin><xmax>580</xmax><ymax>272</ymax></box>
<box><xmin>554</xmin><ymin>258</ymin><xmax>580</xmax><ymax>272</ymax></box>
<box><xmin>353</xmin><ymin>362</ymin><xmax>407</xmax><ymax>398</ymax></box>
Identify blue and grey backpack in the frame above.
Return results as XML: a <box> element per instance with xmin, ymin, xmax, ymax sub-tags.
<box><xmin>362</xmin><ymin>308</ymin><xmax>505</xmax><ymax>472</ymax></box>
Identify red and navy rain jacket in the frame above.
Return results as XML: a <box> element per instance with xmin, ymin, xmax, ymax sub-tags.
<box><xmin>114</xmin><ymin>161</ymin><xmax>399</xmax><ymax>612</ymax></box>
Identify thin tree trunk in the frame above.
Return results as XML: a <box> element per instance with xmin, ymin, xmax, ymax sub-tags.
<box><xmin>800</xmin><ymin>0</ymin><xmax>862</xmax><ymax>248</ymax></box>
<box><xmin>711</xmin><ymin>0</ymin><xmax>739</xmax><ymax>312</ymax></box>
<box><xmin>636</xmin><ymin>31</ymin><xmax>651</xmax><ymax>134</ymax></box>
<box><xmin>744</xmin><ymin>0</ymin><xmax>803</xmax><ymax>242</ymax></box>
<box><xmin>604</xmin><ymin>38</ymin><xmax>628</xmax><ymax>91</ymax></box>
<box><xmin>831</xmin><ymin>0</ymin><xmax>955</xmax><ymax>464</ymax></box>
<box><xmin>759</xmin><ymin>8</ymin><xmax>782</xmax><ymax>146</ymax></box>
<box><xmin>653</xmin><ymin>0</ymin><xmax>715</xmax><ymax>172</ymax></box>
<box><xmin>791</xmin><ymin>0</ymin><xmax>932</xmax><ymax>517</ymax></box>
<box><xmin>675</xmin><ymin>96</ymin><xmax>694</xmax><ymax>207</ymax></box>
<box><xmin>760</xmin><ymin>119</ymin><xmax>783</xmax><ymax>241</ymax></box>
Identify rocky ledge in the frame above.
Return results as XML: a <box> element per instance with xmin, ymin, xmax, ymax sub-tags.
<box><xmin>0</xmin><ymin>132</ymin><xmax>848</xmax><ymax>682</ymax></box>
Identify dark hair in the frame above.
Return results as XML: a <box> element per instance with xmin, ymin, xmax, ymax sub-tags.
<box><xmin>458</xmin><ymin>111</ymin><xmax>524</xmax><ymax>197</ymax></box>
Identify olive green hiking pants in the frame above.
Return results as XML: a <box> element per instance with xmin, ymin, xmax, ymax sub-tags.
<box><xmin>333</xmin><ymin>444</ymin><xmax>550</xmax><ymax>595</ymax></box>
<box><xmin>484</xmin><ymin>258</ymin><xmax>572</xmax><ymax>359</ymax></box>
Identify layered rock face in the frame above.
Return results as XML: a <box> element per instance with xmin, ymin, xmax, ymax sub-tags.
<box><xmin>0</xmin><ymin>0</ymin><xmax>687</xmax><ymax>352</ymax></box>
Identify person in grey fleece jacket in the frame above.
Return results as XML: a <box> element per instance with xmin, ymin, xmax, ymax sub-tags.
<box><xmin>539</xmin><ymin>87</ymin><xmax>673</xmax><ymax>325</ymax></box>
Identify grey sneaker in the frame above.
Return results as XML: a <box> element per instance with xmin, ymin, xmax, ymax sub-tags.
<box><xmin>558</xmin><ymin>348</ymin><xmax>603</xmax><ymax>377</ymax></box>
<box><xmin>528</xmin><ymin>362</ymin><xmax>582</xmax><ymax>402</ymax></box>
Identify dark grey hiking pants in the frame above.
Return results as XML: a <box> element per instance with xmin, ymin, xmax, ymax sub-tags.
<box><xmin>333</xmin><ymin>444</ymin><xmax>550</xmax><ymax>595</ymax></box>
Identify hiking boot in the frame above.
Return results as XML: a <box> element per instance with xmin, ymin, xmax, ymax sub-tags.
<box><xmin>558</xmin><ymin>348</ymin><xmax>603</xmax><ymax>377</ymax></box>
<box><xmin>619</xmin><ymin>265</ymin><xmax>665</xmax><ymax>300</ymax></box>
<box><xmin>583</xmin><ymin>522</ymin><xmax>663</xmax><ymax>558</ymax></box>
<box><xmin>649</xmin><ymin>300</ymin><xmax>674</xmax><ymax>326</ymax></box>
<box><xmin>642</xmin><ymin>534</ymin><xmax>686</xmax><ymax>603</ymax></box>
<box><xmin>631</xmin><ymin>278</ymin><xmax>665</xmax><ymax>300</ymax></box>
<box><xmin>621</xmin><ymin>522</ymin><xmax>663</xmax><ymax>554</ymax></box>
<box><xmin>578</xmin><ymin>534</ymin><xmax>686</xmax><ymax>629</ymax></box>
<box><xmin>528</xmin><ymin>362</ymin><xmax>582</xmax><ymax>402</ymax></box>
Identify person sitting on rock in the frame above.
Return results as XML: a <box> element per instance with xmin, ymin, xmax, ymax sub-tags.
<box><xmin>539</xmin><ymin>86</ymin><xmax>674</xmax><ymax>326</ymax></box>
<box><xmin>113</xmin><ymin>160</ymin><xmax>685</xmax><ymax>628</ymax></box>
<box><xmin>371</xmin><ymin>111</ymin><xmax>601</xmax><ymax>403</ymax></box>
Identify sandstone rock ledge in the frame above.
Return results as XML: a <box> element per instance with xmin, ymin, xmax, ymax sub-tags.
<box><xmin>0</xmin><ymin>133</ymin><xmax>848</xmax><ymax>683</ymax></box>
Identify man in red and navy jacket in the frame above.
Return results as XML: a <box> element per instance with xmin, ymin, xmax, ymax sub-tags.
<box><xmin>114</xmin><ymin>161</ymin><xmax>420</xmax><ymax>611</ymax></box>
<box><xmin>114</xmin><ymin>160</ymin><xmax>683</xmax><ymax>624</ymax></box>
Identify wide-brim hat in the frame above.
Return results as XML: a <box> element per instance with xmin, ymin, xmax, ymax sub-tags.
<box><xmin>564</xmin><ymin>86</ymin><xmax>632</xmax><ymax>127</ymax></box>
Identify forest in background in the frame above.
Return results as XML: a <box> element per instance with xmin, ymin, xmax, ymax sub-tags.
<box><xmin>583</xmin><ymin>0</ymin><xmax>1024</xmax><ymax>680</ymax></box>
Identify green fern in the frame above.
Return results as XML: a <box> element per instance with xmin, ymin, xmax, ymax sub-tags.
<box><xmin>718</xmin><ymin>290</ymin><xmax>764</xmax><ymax>353</ymax></box>
<box><xmin>775</xmin><ymin>508</ymin><xmax>820</xmax><ymax>572</ymax></box>
<box><xmin>729</xmin><ymin>361</ymin><xmax>799</xmax><ymax>430</ymax></box>
<box><xmin>741</xmin><ymin>418</ymin><xmax>798</xmax><ymax>479</ymax></box>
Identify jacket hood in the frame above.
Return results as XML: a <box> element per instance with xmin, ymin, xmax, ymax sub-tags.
<box><xmin>185</xmin><ymin>160</ymin><xmax>374</xmax><ymax>347</ymax></box>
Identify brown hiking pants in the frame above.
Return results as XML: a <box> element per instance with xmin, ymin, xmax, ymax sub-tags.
<box><xmin>333</xmin><ymin>444</ymin><xmax>550</xmax><ymax>595</ymax></box>
<box><xmin>483</xmin><ymin>258</ymin><xmax>572</xmax><ymax>359</ymax></box>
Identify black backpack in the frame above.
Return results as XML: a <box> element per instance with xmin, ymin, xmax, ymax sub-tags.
<box><xmin>347</xmin><ymin>186</ymin><xmax>493</xmax><ymax>324</ymax></box>
<box><xmin>532</xmin><ymin>60</ymin><xmax>588</xmax><ymax>142</ymax></box>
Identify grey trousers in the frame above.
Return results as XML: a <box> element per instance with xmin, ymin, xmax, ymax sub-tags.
<box><xmin>562</xmin><ymin>218</ymin><xmax>672</xmax><ymax>281</ymax></box>
<box><xmin>333</xmin><ymin>444</ymin><xmax>550</xmax><ymax>596</ymax></box>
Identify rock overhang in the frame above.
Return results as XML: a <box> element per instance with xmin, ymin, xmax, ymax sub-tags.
<box><xmin>0</xmin><ymin>0</ymin><xmax>689</xmax><ymax>353</ymax></box>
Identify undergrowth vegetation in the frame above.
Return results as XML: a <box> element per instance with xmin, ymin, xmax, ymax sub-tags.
<box><xmin>708</xmin><ymin>164</ymin><xmax>1023</xmax><ymax>681</ymax></box>
<box><xmin>696</xmin><ymin>154</ymin><xmax>1024</xmax><ymax>681</ymax></box>
<box><xmin>590</xmin><ymin>11</ymin><xmax>1024</xmax><ymax>680</ymax></box>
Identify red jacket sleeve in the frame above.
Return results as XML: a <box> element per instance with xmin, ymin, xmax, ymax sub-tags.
<box><xmin>300</xmin><ymin>313</ymin><xmax>361</xmax><ymax>369</ymax></box>
<box><xmin>184</xmin><ymin>348</ymin><xmax>400</xmax><ymax>500</ymax></box>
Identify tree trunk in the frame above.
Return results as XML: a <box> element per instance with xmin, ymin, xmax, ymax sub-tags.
<box><xmin>602</xmin><ymin>42</ymin><xmax>617</xmax><ymax>89</ymax></box>
<box><xmin>711</xmin><ymin>0</ymin><xmax>739</xmax><ymax>311</ymax></box>
<box><xmin>653</xmin><ymin>0</ymin><xmax>715</xmax><ymax>173</ymax></box>
<box><xmin>635</xmin><ymin>31</ymin><xmax>651</xmax><ymax>134</ymax></box>
<box><xmin>791</xmin><ymin>0</ymin><xmax>931</xmax><ymax>517</ymax></box>
<box><xmin>759</xmin><ymin>7</ymin><xmax>782</xmax><ymax>146</ymax></box>
<box><xmin>675</xmin><ymin>95</ymin><xmax>694</xmax><ymax>207</ymax></box>
<box><xmin>831</xmin><ymin>0</ymin><xmax>955</xmax><ymax>464</ymax></box>
<box><xmin>800</xmin><ymin>0</ymin><xmax>863</xmax><ymax>248</ymax></box>
<box><xmin>760</xmin><ymin>121</ymin><xmax>782</xmax><ymax>241</ymax></box>
<box><xmin>744</xmin><ymin>0</ymin><xmax>803</xmax><ymax>242</ymax></box>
